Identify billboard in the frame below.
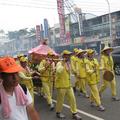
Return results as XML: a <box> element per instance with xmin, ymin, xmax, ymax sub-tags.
<box><xmin>40</xmin><ymin>24</ymin><xmax>44</xmax><ymax>39</ymax></box>
<box><xmin>57</xmin><ymin>0</ymin><xmax>65</xmax><ymax>44</ymax></box>
<box><xmin>65</xmin><ymin>15</ymin><xmax>71</xmax><ymax>44</ymax></box>
<box><xmin>74</xmin><ymin>37</ymin><xmax>85</xmax><ymax>44</ymax></box>
<box><xmin>36</xmin><ymin>25</ymin><xmax>41</xmax><ymax>44</ymax></box>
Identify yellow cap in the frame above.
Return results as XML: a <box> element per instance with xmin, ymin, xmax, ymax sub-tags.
<box><xmin>87</xmin><ymin>49</ymin><xmax>95</xmax><ymax>54</ymax></box>
<box><xmin>77</xmin><ymin>49</ymin><xmax>86</xmax><ymax>55</ymax></box>
<box><xmin>17</xmin><ymin>53</ymin><xmax>24</xmax><ymax>57</ymax></box>
<box><xmin>47</xmin><ymin>51</ymin><xmax>54</xmax><ymax>56</ymax></box>
<box><xmin>20</xmin><ymin>57</ymin><xmax>28</xmax><ymax>62</ymax></box>
<box><xmin>61</xmin><ymin>50</ymin><xmax>72</xmax><ymax>56</ymax></box>
<box><xmin>73</xmin><ymin>48</ymin><xmax>79</xmax><ymax>53</ymax></box>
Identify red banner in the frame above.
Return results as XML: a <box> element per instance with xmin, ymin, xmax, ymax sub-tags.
<box><xmin>36</xmin><ymin>25</ymin><xmax>41</xmax><ymax>44</ymax></box>
<box><xmin>57</xmin><ymin>0</ymin><xmax>65</xmax><ymax>44</ymax></box>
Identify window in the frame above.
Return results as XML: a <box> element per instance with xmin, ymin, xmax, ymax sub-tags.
<box><xmin>102</xmin><ymin>15</ymin><xmax>109</xmax><ymax>23</ymax></box>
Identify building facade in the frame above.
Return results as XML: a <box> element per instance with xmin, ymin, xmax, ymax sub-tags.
<box><xmin>49</xmin><ymin>23</ymin><xmax>60</xmax><ymax>47</ymax></box>
<box><xmin>0</xmin><ymin>33</ymin><xmax>38</xmax><ymax>56</ymax></box>
<box><xmin>49</xmin><ymin>10</ymin><xmax>120</xmax><ymax>53</ymax></box>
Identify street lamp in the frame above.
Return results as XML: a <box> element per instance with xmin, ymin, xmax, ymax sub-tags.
<box><xmin>105</xmin><ymin>0</ymin><xmax>112</xmax><ymax>46</ymax></box>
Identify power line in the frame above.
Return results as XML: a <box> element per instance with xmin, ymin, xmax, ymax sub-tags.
<box><xmin>0</xmin><ymin>0</ymin><xmax>57</xmax><ymax>5</ymax></box>
<box><xmin>75</xmin><ymin>0</ymin><xmax>120</xmax><ymax>7</ymax></box>
<box><xmin>0</xmin><ymin>0</ymin><xmax>112</xmax><ymax>13</ymax></box>
<box><xmin>0</xmin><ymin>0</ymin><xmax>57</xmax><ymax>6</ymax></box>
<box><xmin>0</xmin><ymin>2</ymin><xmax>107</xmax><ymax>12</ymax></box>
<box><xmin>1</xmin><ymin>0</ymin><xmax>117</xmax><ymax>8</ymax></box>
<box><xmin>0</xmin><ymin>1</ymin><xmax>110</xmax><ymax>10</ymax></box>
<box><xmin>1</xmin><ymin>0</ymin><xmax>119</xmax><ymax>9</ymax></box>
<box><xmin>2</xmin><ymin>0</ymin><xmax>108</xmax><ymax>5</ymax></box>
<box><xmin>31</xmin><ymin>0</ymin><xmax>107</xmax><ymax>4</ymax></box>
<box><xmin>74</xmin><ymin>0</ymin><xmax>107</xmax><ymax>4</ymax></box>
<box><xmin>32</xmin><ymin>0</ymin><xmax>56</xmax><ymax>3</ymax></box>
<box><xmin>0</xmin><ymin>3</ymin><xmax>57</xmax><ymax>9</ymax></box>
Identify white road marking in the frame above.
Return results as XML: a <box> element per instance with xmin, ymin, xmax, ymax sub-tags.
<box><xmin>34</xmin><ymin>92</ymin><xmax>104</xmax><ymax>120</ymax></box>
<box><xmin>53</xmin><ymin>100</ymin><xmax>104</xmax><ymax>120</ymax></box>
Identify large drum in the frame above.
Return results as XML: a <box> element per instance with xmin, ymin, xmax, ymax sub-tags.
<box><xmin>103</xmin><ymin>70</ymin><xmax>114</xmax><ymax>82</ymax></box>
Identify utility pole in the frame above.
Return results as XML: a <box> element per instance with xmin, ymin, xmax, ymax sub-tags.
<box><xmin>105</xmin><ymin>0</ymin><xmax>112</xmax><ymax>46</ymax></box>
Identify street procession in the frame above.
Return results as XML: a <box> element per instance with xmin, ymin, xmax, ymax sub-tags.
<box><xmin>0</xmin><ymin>39</ymin><xmax>120</xmax><ymax>120</ymax></box>
<box><xmin>0</xmin><ymin>0</ymin><xmax>120</xmax><ymax>120</ymax></box>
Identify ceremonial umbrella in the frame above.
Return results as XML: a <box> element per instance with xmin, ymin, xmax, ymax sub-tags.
<box><xmin>28</xmin><ymin>44</ymin><xmax>58</xmax><ymax>56</ymax></box>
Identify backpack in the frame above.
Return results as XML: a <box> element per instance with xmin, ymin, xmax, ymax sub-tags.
<box><xmin>0</xmin><ymin>84</ymin><xmax>27</xmax><ymax>104</ymax></box>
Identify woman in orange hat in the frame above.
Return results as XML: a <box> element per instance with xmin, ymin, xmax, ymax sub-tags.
<box><xmin>0</xmin><ymin>57</ymin><xmax>40</xmax><ymax>120</ymax></box>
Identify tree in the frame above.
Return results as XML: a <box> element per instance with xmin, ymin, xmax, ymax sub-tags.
<box><xmin>18</xmin><ymin>28</ymin><xmax>28</xmax><ymax>36</ymax></box>
<box><xmin>29</xmin><ymin>28</ymin><xmax>36</xmax><ymax>34</ymax></box>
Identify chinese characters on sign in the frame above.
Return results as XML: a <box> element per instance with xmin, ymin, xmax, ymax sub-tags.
<box><xmin>57</xmin><ymin>0</ymin><xmax>66</xmax><ymax>44</ymax></box>
<box><xmin>36</xmin><ymin>25</ymin><xmax>41</xmax><ymax>44</ymax></box>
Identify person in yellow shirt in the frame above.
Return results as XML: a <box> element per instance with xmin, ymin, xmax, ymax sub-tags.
<box><xmin>86</xmin><ymin>49</ymin><xmax>105</xmax><ymax>111</ymax></box>
<box><xmin>16</xmin><ymin>53</ymin><xmax>24</xmax><ymax>64</ymax></box>
<box><xmin>18</xmin><ymin>57</ymin><xmax>34</xmax><ymax>103</ymax></box>
<box><xmin>46</xmin><ymin>52</ymin><xmax>56</xmax><ymax>97</ymax></box>
<box><xmin>55</xmin><ymin>50</ymin><xmax>82</xmax><ymax>120</ymax></box>
<box><xmin>99</xmin><ymin>46</ymin><xmax>119</xmax><ymax>101</ymax></box>
<box><xmin>76</xmin><ymin>49</ymin><xmax>89</xmax><ymax>98</ymax></box>
<box><xmin>38</xmin><ymin>54</ymin><xmax>54</xmax><ymax>110</ymax></box>
<box><xmin>70</xmin><ymin>48</ymin><xmax>79</xmax><ymax>92</ymax></box>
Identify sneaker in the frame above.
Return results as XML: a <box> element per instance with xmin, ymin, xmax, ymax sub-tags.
<box><xmin>84</xmin><ymin>94</ymin><xmax>89</xmax><ymax>98</ymax></box>
<box><xmin>56</xmin><ymin>112</ymin><xmax>66</xmax><ymax>119</ymax></box>
<box><xmin>90</xmin><ymin>102</ymin><xmax>96</xmax><ymax>107</ymax></box>
<box><xmin>72</xmin><ymin>113</ymin><xmax>82</xmax><ymax>120</ymax></box>
<box><xmin>49</xmin><ymin>103</ymin><xmax>54</xmax><ymax>111</ymax></box>
<box><xmin>97</xmin><ymin>105</ymin><xmax>105</xmax><ymax>111</ymax></box>
<box><xmin>112</xmin><ymin>97</ymin><xmax>120</xmax><ymax>101</ymax></box>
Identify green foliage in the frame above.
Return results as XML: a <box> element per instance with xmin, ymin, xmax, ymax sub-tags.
<box><xmin>8</xmin><ymin>28</ymin><xmax>35</xmax><ymax>40</ymax></box>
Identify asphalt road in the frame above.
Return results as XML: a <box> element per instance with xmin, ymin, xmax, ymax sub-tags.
<box><xmin>34</xmin><ymin>75</ymin><xmax>120</xmax><ymax>120</ymax></box>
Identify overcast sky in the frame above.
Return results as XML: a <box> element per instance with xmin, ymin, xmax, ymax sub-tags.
<box><xmin>0</xmin><ymin>0</ymin><xmax>119</xmax><ymax>32</ymax></box>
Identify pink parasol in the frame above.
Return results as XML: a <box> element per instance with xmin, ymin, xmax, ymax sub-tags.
<box><xmin>28</xmin><ymin>44</ymin><xmax>58</xmax><ymax>56</ymax></box>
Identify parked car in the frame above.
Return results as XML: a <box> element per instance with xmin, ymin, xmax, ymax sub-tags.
<box><xmin>112</xmin><ymin>46</ymin><xmax>120</xmax><ymax>75</ymax></box>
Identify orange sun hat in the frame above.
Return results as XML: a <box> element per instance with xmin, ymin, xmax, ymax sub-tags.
<box><xmin>0</xmin><ymin>56</ymin><xmax>23</xmax><ymax>73</ymax></box>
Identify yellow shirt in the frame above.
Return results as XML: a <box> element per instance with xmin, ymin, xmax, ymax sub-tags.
<box><xmin>76</xmin><ymin>58</ymin><xmax>87</xmax><ymax>78</ymax></box>
<box><xmin>38</xmin><ymin>59</ymin><xmax>52</xmax><ymax>82</ymax></box>
<box><xmin>86</xmin><ymin>58</ymin><xmax>100</xmax><ymax>85</ymax></box>
<box><xmin>70</xmin><ymin>55</ymin><xmax>78</xmax><ymax>74</ymax></box>
<box><xmin>19</xmin><ymin>71</ymin><xmax>33</xmax><ymax>89</ymax></box>
<box><xmin>55</xmin><ymin>61</ymin><xmax>71</xmax><ymax>88</ymax></box>
<box><xmin>100</xmin><ymin>55</ymin><xmax>114</xmax><ymax>71</ymax></box>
